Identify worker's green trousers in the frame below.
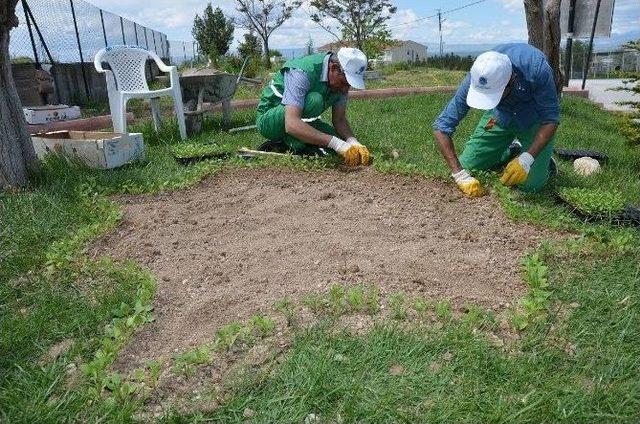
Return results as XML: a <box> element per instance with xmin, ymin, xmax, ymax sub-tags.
<box><xmin>256</xmin><ymin>92</ymin><xmax>337</xmax><ymax>155</ymax></box>
<box><xmin>459</xmin><ymin>110</ymin><xmax>556</xmax><ymax>192</ymax></box>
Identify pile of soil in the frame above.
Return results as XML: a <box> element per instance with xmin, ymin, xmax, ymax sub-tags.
<box><xmin>91</xmin><ymin>167</ymin><xmax>555</xmax><ymax>368</ymax></box>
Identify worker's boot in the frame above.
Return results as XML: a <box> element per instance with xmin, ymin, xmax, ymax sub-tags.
<box><xmin>257</xmin><ymin>140</ymin><xmax>289</xmax><ymax>153</ymax></box>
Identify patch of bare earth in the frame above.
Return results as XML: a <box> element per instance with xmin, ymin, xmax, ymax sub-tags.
<box><xmin>91</xmin><ymin>167</ymin><xmax>556</xmax><ymax>370</ymax></box>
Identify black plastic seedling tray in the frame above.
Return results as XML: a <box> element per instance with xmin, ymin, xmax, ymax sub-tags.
<box><xmin>173</xmin><ymin>152</ymin><xmax>231</xmax><ymax>164</ymax></box>
<box><xmin>617</xmin><ymin>205</ymin><xmax>640</xmax><ymax>227</ymax></box>
<box><xmin>554</xmin><ymin>148</ymin><xmax>608</xmax><ymax>163</ymax></box>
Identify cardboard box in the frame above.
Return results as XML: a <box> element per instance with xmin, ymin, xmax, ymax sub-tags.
<box><xmin>23</xmin><ymin>105</ymin><xmax>81</xmax><ymax>124</ymax></box>
<box><xmin>31</xmin><ymin>130</ymin><xmax>145</xmax><ymax>169</ymax></box>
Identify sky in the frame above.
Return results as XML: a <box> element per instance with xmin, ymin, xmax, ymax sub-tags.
<box><xmin>85</xmin><ymin>0</ymin><xmax>639</xmax><ymax>52</ymax></box>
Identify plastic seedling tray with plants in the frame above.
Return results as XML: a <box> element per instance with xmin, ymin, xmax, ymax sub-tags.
<box><xmin>556</xmin><ymin>187</ymin><xmax>640</xmax><ymax>226</ymax></box>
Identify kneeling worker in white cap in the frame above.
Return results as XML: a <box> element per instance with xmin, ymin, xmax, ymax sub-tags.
<box><xmin>256</xmin><ymin>48</ymin><xmax>371</xmax><ymax>166</ymax></box>
<box><xmin>433</xmin><ymin>43</ymin><xmax>560</xmax><ymax>196</ymax></box>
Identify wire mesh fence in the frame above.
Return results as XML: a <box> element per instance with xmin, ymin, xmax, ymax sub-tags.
<box><xmin>561</xmin><ymin>48</ymin><xmax>640</xmax><ymax>80</ymax></box>
<box><xmin>8</xmin><ymin>0</ymin><xmax>191</xmax><ymax>65</ymax></box>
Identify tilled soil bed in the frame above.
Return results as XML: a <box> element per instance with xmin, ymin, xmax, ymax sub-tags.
<box><xmin>92</xmin><ymin>167</ymin><xmax>555</xmax><ymax>369</ymax></box>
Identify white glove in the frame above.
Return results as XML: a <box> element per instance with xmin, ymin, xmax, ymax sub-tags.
<box><xmin>346</xmin><ymin>137</ymin><xmax>362</xmax><ymax>147</ymax></box>
<box><xmin>451</xmin><ymin>169</ymin><xmax>475</xmax><ymax>184</ymax></box>
<box><xmin>517</xmin><ymin>152</ymin><xmax>535</xmax><ymax>173</ymax></box>
<box><xmin>328</xmin><ymin>136</ymin><xmax>349</xmax><ymax>154</ymax></box>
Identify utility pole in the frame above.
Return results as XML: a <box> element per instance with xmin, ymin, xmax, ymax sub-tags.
<box><xmin>437</xmin><ymin>9</ymin><xmax>444</xmax><ymax>57</ymax></box>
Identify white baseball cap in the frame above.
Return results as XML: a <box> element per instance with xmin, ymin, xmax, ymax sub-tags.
<box><xmin>337</xmin><ymin>48</ymin><xmax>367</xmax><ymax>90</ymax></box>
<box><xmin>466</xmin><ymin>51</ymin><xmax>513</xmax><ymax>110</ymax></box>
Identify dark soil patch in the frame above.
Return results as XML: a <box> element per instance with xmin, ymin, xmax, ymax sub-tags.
<box><xmin>91</xmin><ymin>167</ymin><xmax>556</xmax><ymax>369</ymax></box>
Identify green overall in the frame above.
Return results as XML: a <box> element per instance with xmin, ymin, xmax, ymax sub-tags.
<box><xmin>256</xmin><ymin>53</ymin><xmax>345</xmax><ymax>155</ymax></box>
<box><xmin>459</xmin><ymin>111</ymin><xmax>556</xmax><ymax>192</ymax></box>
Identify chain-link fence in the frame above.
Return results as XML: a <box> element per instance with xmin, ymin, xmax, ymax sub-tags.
<box><xmin>9</xmin><ymin>0</ymin><xmax>197</xmax><ymax>103</ymax></box>
<box><xmin>9</xmin><ymin>0</ymin><xmax>171</xmax><ymax>65</ymax></box>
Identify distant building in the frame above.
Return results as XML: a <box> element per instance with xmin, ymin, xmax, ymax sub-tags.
<box><xmin>317</xmin><ymin>40</ymin><xmax>428</xmax><ymax>65</ymax></box>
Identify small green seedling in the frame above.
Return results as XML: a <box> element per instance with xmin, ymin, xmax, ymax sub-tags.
<box><xmin>172</xmin><ymin>344</ymin><xmax>213</xmax><ymax>376</ymax></box>
<box><xmin>364</xmin><ymin>285</ymin><xmax>381</xmax><ymax>314</ymax></box>
<box><xmin>328</xmin><ymin>284</ymin><xmax>348</xmax><ymax>315</ymax></box>
<box><xmin>215</xmin><ymin>322</ymin><xmax>246</xmax><ymax>350</ymax></box>
<box><xmin>557</xmin><ymin>187</ymin><xmax>625</xmax><ymax>220</ymax></box>
<box><xmin>412</xmin><ymin>298</ymin><xmax>430</xmax><ymax>316</ymax></box>
<box><xmin>435</xmin><ymin>299</ymin><xmax>452</xmax><ymax>321</ymax></box>
<box><xmin>274</xmin><ymin>297</ymin><xmax>297</xmax><ymax>326</ymax></box>
<box><xmin>346</xmin><ymin>286</ymin><xmax>366</xmax><ymax>312</ymax></box>
<box><xmin>250</xmin><ymin>315</ymin><xmax>276</xmax><ymax>337</ymax></box>
<box><xmin>302</xmin><ymin>293</ymin><xmax>327</xmax><ymax>314</ymax></box>
<box><xmin>389</xmin><ymin>293</ymin><xmax>407</xmax><ymax>320</ymax></box>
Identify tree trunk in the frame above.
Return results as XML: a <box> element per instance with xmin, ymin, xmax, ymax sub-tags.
<box><xmin>543</xmin><ymin>0</ymin><xmax>563</xmax><ymax>92</ymax></box>
<box><xmin>1</xmin><ymin>1</ymin><xmax>38</xmax><ymax>189</ymax></box>
<box><xmin>524</xmin><ymin>0</ymin><xmax>563</xmax><ymax>94</ymax></box>
<box><xmin>524</xmin><ymin>0</ymin><xmax>544</xmax><ymax>49</ymax></box>
<box><xmin>263</xmin><ymin>38</ymin><xmax>271</xmax><ymax>69</ymax></box>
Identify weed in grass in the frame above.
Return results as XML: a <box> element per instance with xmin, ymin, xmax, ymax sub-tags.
<box><xmin>346</xmin><ymin>286</ymin><xmax>366</xmax><ymax>312</ymax></box>
<box><xmin>215</xmin><ymin>322</ymin><xmax>246</xmax><ymax>350</ymax></box>
<box><xmin>434</xmin><ymin>299</ymin><xmax>453</xmax><ymax>321</ymax></box>
<box><xmin>274</xmin><ymin>297</ymin><xmax>297</xmax><ymax>327</ymax></box>
<box><xmin>146</xmin><ymin>360</ymin><xmax>163</xmax><ymax>387</ymax></box>
<box><xmin>412</xmin><ymin>298</ymin><xmax>430</xmax><ymax>317</ymax></box>
<box><xmin>364</xmin><ymin>285</ymin><xmax>382</xmax><ymax>315</ymax></box>
<box><xmin>388</xmin><ymin>293</ymin><xmax>407</xmax><ymax>320</ymax></box>
<box><xmin>172</xmin><ymin>344</ymin><xmax>213</xmax><ymax>377</ymax></box>
<box><xmin>102</xmin><ymin>372</ymin><xmax>139</xmax><ymax>405</ymax></box>
<box><xmin>328</xmin><ymin>284</ymin><xmax>348</xmax><ymax>315</ymax></box>
<box><xmin>302</xmin><ymin>293</ymin><xmax>327</xmax><ymax>315</ymax></box>
<box><xmin>250</xmin><ymin>315</ymin><xmax>276</xmax><ymax>337</ymax></box>
<box><xmin>511</xmin><ymin>254</ymin><xmax>551</xmax><ymax>330</ymax></box>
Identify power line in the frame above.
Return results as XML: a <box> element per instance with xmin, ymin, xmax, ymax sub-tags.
<box><xmin>387</xmin><ymin>0</ymin><xmax>486</xmax><ymax>29</ymax></box>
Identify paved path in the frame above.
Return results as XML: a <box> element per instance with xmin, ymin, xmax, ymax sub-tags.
<box><xmin>569</xmin><ymin>78</ymin><xmax>638</xmax><ymax>112</ymax></box>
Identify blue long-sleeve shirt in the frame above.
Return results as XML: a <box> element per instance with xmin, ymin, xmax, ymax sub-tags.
<box><xmin>433</xmin><ymin>43</ymin><xmax>560</xmax><ymax>136</ymax></box>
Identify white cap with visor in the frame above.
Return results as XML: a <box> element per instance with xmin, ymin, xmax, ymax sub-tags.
<box><xmin>337</xmin><ymin>47</ymin><xmax>367</xmax><ymax>90</ymax></box>
<box><xmin>466</xmin><ymin>51</ymin><xmax>513</xmax><ymax>110</ymax></box>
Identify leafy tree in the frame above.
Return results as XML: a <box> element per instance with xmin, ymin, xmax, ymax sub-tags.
<box><xmin>192</xmin><ymin>4</ymin><xmax>235</xmax><ymax>65</ymax></box>
<box><xmin>238</xmin><ymin>30</ymin><xmax>262</xmax><ymax>59</ymax></box>
<box><xmin>309</xmin><ymin>0</ymin><xmax>397</xmax><ymax>52</ymax></box>
<box><xmin>235</xmin><ymin>0</ymin><xmax>301</xmax><ymax>68</ymax></box>
<box><xmin>1</xmin><ymin>0</ymin><xmax>38</xmax><ymax>188</ymax></box>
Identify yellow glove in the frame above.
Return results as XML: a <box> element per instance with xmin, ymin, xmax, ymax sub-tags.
<box><xmin>500</xmin><ymin>153</ymin><xmax>534</xmax><ymax>186</ymax></box>
<box><xmin>452</xmin><ymin>169</ymin><xmax>484</xmax><ymax>198</ymax></box>
<box><xmin>341</xmin><ymin>145</ymin><xmax>361</xmax><ymax>166</ymax></box>
<box><xmin>346</xmin><ymin>137</ymin><xmax>371</xmax><ymax>166</ymax></box>
<box><xmin>329</xmin><ymin>136</ymin><xmax>368</xmax><ymax>167</ymax></box>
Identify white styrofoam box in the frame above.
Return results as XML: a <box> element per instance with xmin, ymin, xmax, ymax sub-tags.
<box><xmin>31</xmin><ymin>130</ymin><xmax>145</xmax><ymax>169</ymax></box>
<box><xmin>23</xmin><ymin>105</ymin><xmax>81</xmax><ymax>125</ymax></box>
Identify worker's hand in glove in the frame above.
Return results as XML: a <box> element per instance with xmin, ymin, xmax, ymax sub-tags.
<box><xmin>328</xmin><ymin>136</ymin><xmax>365</xmax><ymax>166</ymax></box>
<box><xmin>500</xmin><ymin>152</ymin><xmax>534</xmax><ymax>186</ymax></box>
<box><xmin>346</xmin><ymin>137</ymin><xmax>371</xmax><ymax>166</ymax></box>
<box><xmin>451</xmin><ymin>169</ymin><xmax>484</xmax><ymax>198</ymax></box>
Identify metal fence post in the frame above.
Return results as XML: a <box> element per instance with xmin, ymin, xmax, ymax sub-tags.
<box><xmin>120</xmin><ymin>16</ymin><xmax>126</xmax><ymax>44</ymax></box>
<box><xmin>22</xmin><ymin>0</ymin><xmax>40</xmax><ymax>68</ymax></box>
<box><xmin>183</xmin><ymin>42</ymin><xmax>186</xmax><ymax>63</ymax></box>
<box><xmin>144</xmin><ymin>27</ymin><xmax>149</xmax><ymax>49</ymax></box>
<box><xmin>69</xmin><ymin>0</ymin><xmax>90</xmax><ymax>98</ymax></box>
<box><xmin>99</xmin><ymin>9</ymin><xmax>108</xmax><ymax>47</ymax></box>
<box><xmin>152</xmin><ymin>31</ymin><xmax>157</xmax><ymax>55</ymax></box>
<box><xmin>134</xmin><ymin>23</ymin><xmax>139</xmax><ymax>46</ymax></box>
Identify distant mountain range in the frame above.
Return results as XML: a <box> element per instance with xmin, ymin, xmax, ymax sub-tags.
<box><xmin>276</xmin><ymin>30</ymin><xmax>640</xmax><ymax>59</ymax></box>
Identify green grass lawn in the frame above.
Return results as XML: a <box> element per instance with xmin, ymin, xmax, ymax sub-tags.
<box><xmin>1</xmin><ymin>93</ymin><xmax>639</xmax><ymax>422</ymax></box>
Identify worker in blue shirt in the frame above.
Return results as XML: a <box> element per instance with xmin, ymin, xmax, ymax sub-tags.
<box><xmin>433</xmin><ymin>43</ymin><xmax>560</xmax><ymax>197</ymax></box>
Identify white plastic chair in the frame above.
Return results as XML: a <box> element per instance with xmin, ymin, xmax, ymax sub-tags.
<box><xmin>94</xmin><ymin>45</ymin><xmax>187</xmax><ymax>140</ymax></box>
